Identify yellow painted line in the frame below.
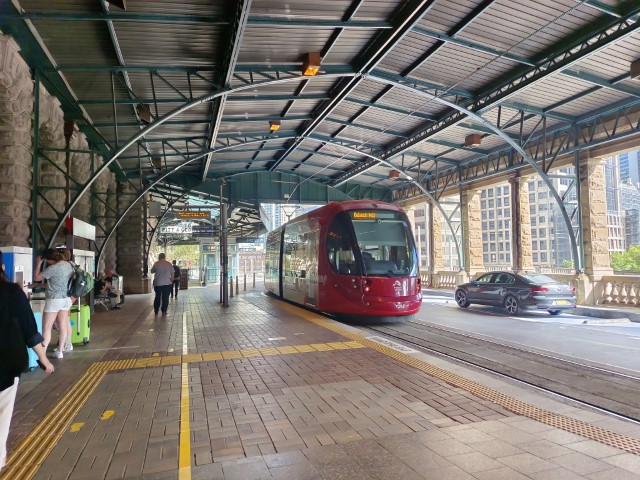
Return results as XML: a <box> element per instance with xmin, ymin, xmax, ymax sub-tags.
<box><xmin>278</xmin><ymin>301</ymin><xmax>640</xmax><ymax>457</ymax></box>
<box><xmin>179</xmin><ymin>312</ymin><xmax>191</xmax><ymax>480</ymax></box>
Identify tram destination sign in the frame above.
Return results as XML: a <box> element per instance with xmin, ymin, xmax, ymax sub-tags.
<box><xmin>176</xmin><ymin>210</ymin><xmax>211</xmax><ymax>220</ymax></box>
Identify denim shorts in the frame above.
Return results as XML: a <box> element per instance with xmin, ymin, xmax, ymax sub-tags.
<box><xmin>44</xmin><ymin>297</ymin><xmax>73</xmax><ymax>313</ymax></box>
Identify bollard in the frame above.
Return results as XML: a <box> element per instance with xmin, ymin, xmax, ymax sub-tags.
<box><xmin>230</xmin><ymin>276</ymin><xmax>234</xmax><ymax>297</ymax></box>
<box><xmin>236</xmin><ymin>275</ymin><xmax>239</xmax><ymax>293</ymax></box>
<box><xmin>253</xmin><ymin>272</ymin><xmax>256</xmax><ymax>288</ymax></box>
<box><xmin>243</xmin><ymin>274</ymin><xmax>247</xmax><ymax>291</ymax></box>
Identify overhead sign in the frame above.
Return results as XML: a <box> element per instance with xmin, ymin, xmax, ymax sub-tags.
<box><xmin>65</xmin><ymin>217</ymin><xmax>96</xmax><ymax>241</ymax></box>
<box><xmin>192</xmin><ymin>225</ymin><xmax>219</xmax><ymax>237</ymax></box>
<box><xmin>159</xmin><ymin>224</ymin><xmax>192</xmax><ymax>234</ymax></box>
<box><xmin>176</xmin><ymin>211</ymin><xmax>211</xmax><ymax>220</ymax></box>
<box><xmin>202</xmin><ymin>244</ymin><xmax>217</xmax><ymax>252</ymax></box>
<box><xmin>236</xmin><ymin>237</ymin><xmax>262</xmax><ymax>244</ymax></box>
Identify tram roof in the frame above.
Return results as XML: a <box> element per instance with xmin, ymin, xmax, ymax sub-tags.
<box><xmin>2</xmin><ymin>0</ymin><xmax>640</xmax><ymax>221</ymax></box>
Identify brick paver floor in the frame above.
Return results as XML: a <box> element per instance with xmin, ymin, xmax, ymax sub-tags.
<box><xmin>4</xmin><ymin>284</ymin><xmax>640</xmax><ymax>480</ymax></box>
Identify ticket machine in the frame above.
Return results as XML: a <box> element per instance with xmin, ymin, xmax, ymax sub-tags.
<box><xmin>0</xmin><ymin>246</ymin><xmax>33</xmax><ymax>288</ymax></box>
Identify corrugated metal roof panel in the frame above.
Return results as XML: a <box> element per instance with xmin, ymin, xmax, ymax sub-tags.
<box><xmin>115</xmin><ymin>23</ymin><xmax>223</xmax><ymax>65</ymax></box>
<box><xmin>239</xmin><ymin>26</ymin><xmax>334</xmax><ymax>63</ymax></box>
<box><xmin>32</xmin><ymin>20</ymin><xmax>118</xmax><ymax>66</ymax></box>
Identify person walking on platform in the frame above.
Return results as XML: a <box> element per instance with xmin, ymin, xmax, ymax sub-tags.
<box><xmin>0</xmin><ymin>252</ymin><xmax>54</xmax><ymax>470</ymax></box>
<box><xmin>34</xmin><ymin>249</ymin><xmax>74</xmax><ymax>359</ymax></box>
<box><xmin>170</xmin><ymin>260</ymin><xmax>181</xmax><ymax>300</ymax></box>
<box><xmin>151</xmin><ymin>253</ymin><xmax>173</xmax><ymax>316</ymax></box>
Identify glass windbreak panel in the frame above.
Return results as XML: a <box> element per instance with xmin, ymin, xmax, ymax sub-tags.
<box><xmin>349</xmin><ymin>210</ymin><xmax>417</xmax><ymax>277</ymax></box>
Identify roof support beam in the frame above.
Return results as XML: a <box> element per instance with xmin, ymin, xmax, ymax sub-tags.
<box><xmin>5</xmin><ymin>11</ymin><xmax>391</xmax><ymax>29</ymax></box>
<box><xmin>201</xmin><ymin>0</ymin><xmax>252</xmax><ymax>181</ymax></box>
<box><xmin>379</xmin><ymin>5</ymin><xmax>640</xmax><ymax>162</ymax></box>
<box><xmin>268</xmin><ymin>0</ymin><xmax>438</xmax><ymax>172</ymax></box>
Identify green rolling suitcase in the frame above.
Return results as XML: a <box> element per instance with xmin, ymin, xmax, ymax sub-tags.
<box><xmin>70</xmin><ymin>304</ymin><xmax>91</xmax><ymax>345</ymax></box>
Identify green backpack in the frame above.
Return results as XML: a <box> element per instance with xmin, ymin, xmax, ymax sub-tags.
<box><xmin>67</xmin><ymin>265</ymin><xmax>94</xmax><ymax>298</ymax></box>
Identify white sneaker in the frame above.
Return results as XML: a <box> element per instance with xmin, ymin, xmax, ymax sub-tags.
<box><xmin>63</xmin><ymin>343</ymin><xmax>73</xmax><ymax>352</ymax></box>
<box><xmin>49</xmin><ymin>350</ymin><xmax>63</xmax><ymax>359</ymax></box>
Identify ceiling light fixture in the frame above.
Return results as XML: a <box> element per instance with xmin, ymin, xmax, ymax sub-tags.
<box><xmin>269</xmin><ymin>120</ymin><xmax>281</xmax><ymax>132</ymax></box>
<box><xmin>302</xmin><ymin>52</ymin><xmax>321</xmax><ymax>76</ymax></box>
<box><xmin>137</xmin><ymin>104</ymin><xmax>153</xmax><ymax>124</ymax></box>
<box><xmin>106</xmin><ymin>0</ymin><xmax>127</xmax><ymax>10</ymax></box>
<box><xmin>464</xmin><ymin>133</ymin><xmax>481</xmax><ymax>147</ymax></box>
<box><xmin>631</xmin><ymin>58</ymin><xmax>640</xmax><ymax>79</ymax></box>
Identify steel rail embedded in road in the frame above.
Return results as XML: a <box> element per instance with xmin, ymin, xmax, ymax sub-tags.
<box><xmin>358</xmin><ymin>319</ymin><xmax>640</xmax><ymax>425</ymax></box>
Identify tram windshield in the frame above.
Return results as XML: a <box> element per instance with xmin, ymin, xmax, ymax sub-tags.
<box><xmin>326</xmin><ymin>210</ymin><xmax>418</xmax><ymax>277</ymax></box>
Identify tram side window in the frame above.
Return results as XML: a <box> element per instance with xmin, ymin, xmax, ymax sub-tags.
<box><xmin>327</xmin><ymin>216</ymin><xmax>360</xmax><ymax>275</ymax></box>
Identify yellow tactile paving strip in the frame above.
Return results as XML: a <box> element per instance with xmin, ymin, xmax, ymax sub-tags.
<box><xmin>0</xmin><ymin>341</ymin><xmax>365</xmax><ymax>480</ymax></box>
<box><xmin>1</xmin><ymin>366</ymin><xmax>108</xmax><ymax>480</ymax></box>
<box><xmin>279</xmin><ymin>302</ymin><xmax>640</xmax><ymax>456</ymax></box>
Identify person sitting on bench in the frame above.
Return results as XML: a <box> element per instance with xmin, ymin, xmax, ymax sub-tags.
<box><xmin>94</xmin><ymin>278</ymin><xmax>121</xmax><ymax>310</ymax></box>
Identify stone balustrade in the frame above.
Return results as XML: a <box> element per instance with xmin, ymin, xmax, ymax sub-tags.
<box><xmin>599</xmin><ymin>275</ymin><xmax>640</xmax><ymax>306</ymax></box>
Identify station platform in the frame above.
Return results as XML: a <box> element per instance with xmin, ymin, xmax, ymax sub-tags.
<box><xmin>3</xmin><ymin>285</ymin><xmax>640</xmax><ymax>480</ymax></box>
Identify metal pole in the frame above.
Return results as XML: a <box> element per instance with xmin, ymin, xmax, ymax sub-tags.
<box><xmin>243</xmin><ymin>273</ymin><xmax>246</xmax><ymax>291</ymax></box>
<box><xmin>229</xmin><ymin>275</ymin><xmax>234</xmax><ymax>297</ymax></box>
<box><xmin>219</xmin><ymin>271</ymin><xmax>223</xmax><ymax>304</ymax></box>
<box><xmin>221</xmin><ymin>180</ymin><xmax>229</xmax><ymax>306</ymax></box>
<box><xmin>253</xmin><ymin>272</ymin><xmax>256</xmax><ymax>288</ymax></box>
<box><xmin>31</xmin><ymin>70</ymin><xmax>40</xmax><ymax>258</ymax></box>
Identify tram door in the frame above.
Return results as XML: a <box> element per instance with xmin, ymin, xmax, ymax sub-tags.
<box><xmin>304</xmin><ymin>231</ymin><xmax>318</xmax><ymax>307</ymax></box>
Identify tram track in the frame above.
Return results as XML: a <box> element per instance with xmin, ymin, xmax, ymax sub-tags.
<box><xmin>357</xmin><ymin>319</ymin><xmax>640</xmax><ymax>423</ymax></box>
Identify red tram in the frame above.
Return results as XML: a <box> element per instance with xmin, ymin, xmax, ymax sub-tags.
<box><xmin>265</xmin><ymin>200</ymin><xmax>422</xmax><ymax>321</ymax></box>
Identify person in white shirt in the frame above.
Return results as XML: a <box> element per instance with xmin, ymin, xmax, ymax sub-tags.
<box><xmin>150</xmin><ymin>253</ymin><xmax>174</xmax><ymax>316</ymax></box>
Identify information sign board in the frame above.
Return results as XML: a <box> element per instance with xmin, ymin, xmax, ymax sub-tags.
<box><xmin>236</xmin><ymin>237</ymin><xmax>262</xmax><ymax>244</ymax></box>
<box><xmin>176</xmin><ymin>211</ymin><xmax>211</xmax><ymax>220</ymax></box>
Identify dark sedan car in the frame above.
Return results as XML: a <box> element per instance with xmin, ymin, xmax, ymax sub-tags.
<box><xmin>455</xmin><ymin>272</ymin><xmax>576</xmax><ymax>315</ymax></box>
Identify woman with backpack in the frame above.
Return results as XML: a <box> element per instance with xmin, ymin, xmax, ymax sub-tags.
<box><xmin>33</xmin><ymin>249</ymin><xmax>74</xmax><ymax>359</ymax></box>
<box><xmin>0</xmin><ymin>251</ymin><xmax>54</xmax><ymax>470</ymax></box>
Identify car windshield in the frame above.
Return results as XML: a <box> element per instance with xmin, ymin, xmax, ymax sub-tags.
<box><xmin>520</xmin><ymin>274</ymin><xmax>556</xmax><ymax>284</ymax></box>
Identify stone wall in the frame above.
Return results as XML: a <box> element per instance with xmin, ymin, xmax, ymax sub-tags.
<box><xmin>0</xmin><ymin>33</ymin><xmax>124</xmax><ymax>279</ymax></box>
<box><xmin>0</xmin><ymin>36</ymin><xmax>33</xmax><ymax>246</ymax></box>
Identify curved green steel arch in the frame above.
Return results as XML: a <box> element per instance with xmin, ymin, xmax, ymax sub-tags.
<box><xmin>60</xmin><ymin>70</ymin><xmax>581</xmax><ymax>272</ymax></box>
<box><xmin>368</xmin><ymin>75</ymin><xmax>582</xmax><ymax>273</ymax></box>
<box><xmin>49</xmin><ymin>71</ymin><xmax>356</xmax><ymax>247</ymax></box>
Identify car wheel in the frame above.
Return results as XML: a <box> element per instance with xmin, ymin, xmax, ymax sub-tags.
<box><xmin>455</xmin><ymin>289</ymin><xmax>470</xmax><ymax>308</ymax></box>
<box><xmin>548</xmin><ymin>310</ymin><xmax>562</xmax><ymax>316</ymax></box>
<box><xmin>504</xmin><ymin>295</ymin><xmax>520</xmax><ymax>315</ymax></box>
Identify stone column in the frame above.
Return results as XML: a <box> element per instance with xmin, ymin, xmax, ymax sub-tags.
<box><xmin>510</xmin><ymin>174</ymin><xmax>535</xmax><ymax>272</ymax></box>
<box><xmin>0</xmin><ymin>36</ymin><xmax>33</xmax><ymax>247</ymax></box>
<box><xmin>116</xmin><ymin>184</ymin><xmax>150</xmax><ymax>294</ymax></box>
<box><xmin>429</xmin><ymin>201</ymin><xmax>444</xmax><ymax>274</ymax></box>
<box><xmin>579</xmin><ymin>156</ymin><xmax>613</xmax><ymax>304</ymax></box>
<box><xmin>461</xmin><ymin>187</ymin><xmax>484</xmax><ymax>278</ymax></box>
